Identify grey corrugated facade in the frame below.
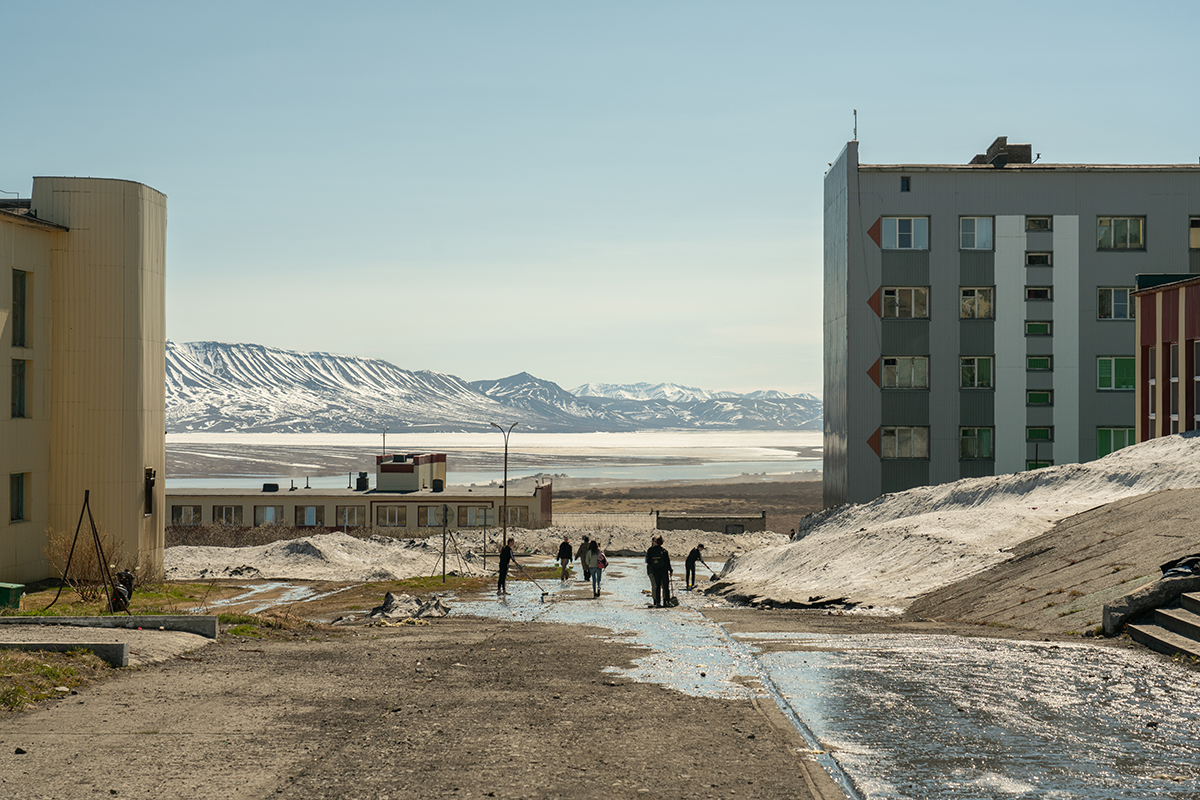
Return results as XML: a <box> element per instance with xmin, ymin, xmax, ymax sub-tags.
<box><xmin>823</xmin><ymin>139</ymin><xmax>1200</xmax><ymax>507</ymax></box>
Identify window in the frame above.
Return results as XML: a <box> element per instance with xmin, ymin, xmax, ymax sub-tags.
<box><xmin>1026</xmin><ymin>286</ymin><xmax>1052</xmax><ymax>301</ymax></box>
<box><xmin>213</xmin><ymin>505</ymin><xmax>243</xmax><ymax>525</ymax></box>
<box><xmin>254</xmin><ymin>505</ymin><xmax>284</xmax><ymax>526</ymax></box>
<box><xmin>1026</xmin><ymin>252</ymin><xmax>1052</xmax><ymax>267</ymax></box>
<box><xmin>880</xmin><ymin>426</ymin><xmax>929</xmax><ymax>459</ymax></box>
<box><xmin>900</xmin><ymin>176</ymin><xmax>911</xmax><ymax>192</ymax></box>
<box><xmin>959</xmin><ymin>217</ymin><xmax>993</xmax><ymax>250</ymax></box>
<box><xmin>335</xmin><ymin>505</ymin><xmax>366</xmax><ymax>527</ymax></box>
<box><xmin>1097</xmin><ymin>357</ymin><xmax>1135</xmax><ymax>390</ymax></box>
<box><xmin>1026</xmin><ymin>460</ymin><xmax>1053</xmax><ymax>470</ymax></box>
<box><xmin>1148</xmin><ymin>345</ymin><xmax>1157</xmax><ymax>422</ymax></box>
<box><xmin>418</xmin><ymin>505</ymin><xmax>444</xmax><ymax>527</ymax></box>
<box><xmin>10</xmin><ymin>473</ymin><xmax>26</xmax><ymax>521</ymax></box>
<box><xmin>882</xmin><ymin>356</ymin><xmax>928</xmax><ymax>388</ymax></box>
<box><xmin>1097</xmin><ymin>216</ymin><xmax>1145</xmax><ymax>250</ymax></box>
<box><xmin>1027</xmin><ymin>356</ymin><xmax>1052</xmax><ymax>371</ymax></box>
<box><xmin>171</xmin><ymin>505</ymin><xmax>201</xmax><ymax>526</ymax></box>
<box><xmin>1195</xmin><ymin>342</ymin><xmax>1200</xmax><ymax>426</ymax></box>
<box><xmin>1170</xmin><ymin>342</ymin><xmax>1180</xmax><ymax>431</ymax></box>
<box><xmin>1026</xmin><ymin>216</ymin><xmax>1052</xmax><ymax>232</ymax></box>
<box><xmin>882</xmin><ymin>216</ymin><xmax>929</xmax><ymax>250</ymax></box>
<box><xmin>1027</xmin><ymin>427</ymin><xmax>1053</xmax><ymax>441</ymax></box>
<box><xmin>882</xmin><ymin>287</ymin><xmax>929</xmax><ymax>319</ymax></box>
<box><xmin>1026</xmin><ymin>321</ymin><xmax>1052</xmax><ymax>336</ymax></box>
<box><xmin>960</xmin><ymin>356</ymin><xmax>993</xmax><ymax>388</ymax></box>
<box><xmin>458</xmin><ymin>506</ymin><xmax>494</xmax><ymax>527</ymax></box>
<box><xmin>1027</xmin><ymin>390</ymin><xmax>1053</xmax><ymax>405</ymax></box>
<box><xmin>296</xmin><ymin>505</ymin><xmax>324</xmax><ymax>527</ymax></box>
<box><xmin>1098</xmin><ymin>287</ymin><xmax>1135</xmax><ymax>320</ymax></box>
<box><xmin>1191</xmin><ymin>218</ymin><xmax>1200</xmax><ymax>249</ymax></box>
<box><xmin>503</xmin><ymin>506</ymin><xmax>527</xmax><ymax>527</ymax></box>
<box><xmin>377</xmin><ymin>505</ymin><xmax>407</xmax><ymax>528</ymax></box>
<box><xmin>11</xmin><ymin>360</ymin><xmax>26</xmax><ymax>418</ymax></box>
<box><xmin>12</xmin><ymin>270</ymin><xmax>26</xmax><ymax>347</ymax></box>
<box><xmin>960</xmin><ymin>287</ymin><xmax>994</xmax><ymax>319</ymax></box>
<box><xmin>1097</xmin><ymin>428</ymin><xmax>1135</xmax><ymax>458</ymax></box>
<box><xmin>960</xmin><ymin>427</ymin><xmax>993</xmax><ymax>459</ymax></box>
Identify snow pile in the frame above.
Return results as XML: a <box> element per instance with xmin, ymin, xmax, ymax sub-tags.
<box><xmin>719</xmin><ymin>432</ymin><xmax>1200</xmax><ymax>610</ymax></box>
<box><xmin>165</xmin><ymin>532</ymin><xmax>488</xmax><ymax>582</ymax></box>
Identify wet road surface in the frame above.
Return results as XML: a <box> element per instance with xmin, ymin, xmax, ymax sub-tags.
<box><xmin>458</xmin><ymin>557</ymin><xmax>1200</xmax><ymax>800</ymax></box>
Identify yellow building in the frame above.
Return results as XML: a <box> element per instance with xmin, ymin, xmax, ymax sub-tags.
<box><xmin>2</xmin><ymin>177</ymin><xmax>167</xmax><ymax>584</ymax></box>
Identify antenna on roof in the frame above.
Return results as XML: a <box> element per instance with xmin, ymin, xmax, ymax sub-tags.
<box><xmin>853</xmin><ymin>109</ymin><xmax>857</xmax><ymax>141</ymax></box>
<box><xmin>1033</xmin><ymin>153</ymin><xmax>1041</xmax><ymax>163</ymax></box>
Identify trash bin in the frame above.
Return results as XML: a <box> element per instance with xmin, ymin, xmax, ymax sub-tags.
<box><xmin>0</xmin><ymin>582</ymin><xmax>23</xmax><ymax>610</ymax></box>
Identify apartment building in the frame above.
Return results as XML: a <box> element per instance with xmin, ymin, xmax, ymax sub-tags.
<box><xmin>2</xmin><ymin>178</ymin><xmax>167</xmax><ymax>584</ymax></box>
<box><xmin>823</xmin><ymin>138</ymin><xmax>1200</xmax><ymax>507</ymax></box>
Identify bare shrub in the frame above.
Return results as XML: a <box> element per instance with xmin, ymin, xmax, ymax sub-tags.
<box><xmin>44</xmin><ymin>526</ymin><xmax>133</xmax><ymax>602</ymax></box>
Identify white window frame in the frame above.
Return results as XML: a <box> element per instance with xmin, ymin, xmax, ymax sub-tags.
<box><xmin>336</xmin><ymin>505</ymin><xmax>366</xmax><ymax>527</ymax></box>
<box><xmin>1026</xmin><ymin>321</ymin><xmax>1052</xmax><ymax>336</ymax></box>
<box><xmin>1026</xmin><ymin>216</ymin><xmax>1052</xmax><ymax>232</ymax></box>
<box><xmin>1148</xmin><ymin>345</ymin><xmax>1157</xmax><ymax>425</ymax></box>
<box><xmin>254</xmin><ymin>505</ymin><xmax>284</xmax><ymax>526</ymax></box>
<box><xmin>1191</xmin><ymin>217</ymin><xmax>1200</xmax><ymax>250</ymax></box>
<box><xmin>1026</xmin><ymin>286</ymin><xmax>1052</xmax><ymax>301</ymax></box>
<box><xmin>882</xmin><ymin>217</ymin><xmax>929</xmax><ymax>250</ymax></box>
<box><xmin>1098</xmin><ymin>287</ymin><xmax>1135</xmax><ymax>320</ymax></box>
<box><xmin>881</xmin><ymin>356</ymin><xmax>929</xmax><ymax>389</ymax></box>
<box><xmin>960</xmin><ymin>287</ymin><xmax>994</xmax><ymax>319</ymax></box>
<box><xmin>1097</xmin><ymin>216</ymin><xmax>1145</xmax><ymax>250</ymax></box>
<box><xmin>960</xmin><ymin>356</ymin><xmax>993</xmax><ymax>389</ymax></box>
<box><xmin>1026</xmin><ymin>356</ymin><xmax>1052</xmax><ymax>371</ymax></box>
<box><xmin>214</xmin><ymin>505</ymin><xmax>242</xmax><ymax>525</ymax></box>
<box><xmin>880</xmin><ymin>426</ymin><xmax>929</xmax><ymax>459</ymax></box>
<box><xmin>172</xmin><ymin>505</ymin><xmax>201</xmax><ymax>526</ymax></box>
<box><xmin>882</xmin><ymin>286</ymin><xmax>929</xmax><ymax>319</ymax></box>
<box><xmin>1027</xmin><ymin>390</ymin><xmax>1053</xmax><ymax>406</ymax></box>
<box><xmin>1025</xmin><ymin>252</ymin><xmax>1052</xmax><ymax>267</ymax></box>
<box><xmin>1026</xmin><ymin>426</ymin><xmax>1053</xmax><ymax>442</ymax></box>
<box><xmin>960</xmin><ymin>427</ymin><xmax>994</xmax><ymax>459</ymax></box>
<box><xmin>959</xmin><ymin>216</ymin><xmax>993</xmax><ymax>250</ymax></box>
<box><xmin>377</xmin><ymin>505</ymin><xmax>407</xmax><ymax>528</ymax></box>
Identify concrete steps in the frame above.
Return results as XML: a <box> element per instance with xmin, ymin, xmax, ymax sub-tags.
<box><xmin>1127</xmin><ymin>592</ymin><xmax>1200</xmax><ymax>660</ymax></box>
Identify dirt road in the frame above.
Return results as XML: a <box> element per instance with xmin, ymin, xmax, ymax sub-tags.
<box><xmin>0</xmin><ymin>615</ymin><xmax>843</xmax><ymax>800</ymax></box>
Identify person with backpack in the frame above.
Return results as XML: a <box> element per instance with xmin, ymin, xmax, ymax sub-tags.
<box><xmin>584</xmin><ymin>540</ymin><xmax>607</xmax><ymax>598</ymax></box>
<box><xmin>645</xmin><ymin>536</ymin><xmax>673</xmax><ymax>607</ymax></box>
<box><xmin>556</xmin><ymin>535</ymin><xmax>574</xmax><ymax>581</ymax></box>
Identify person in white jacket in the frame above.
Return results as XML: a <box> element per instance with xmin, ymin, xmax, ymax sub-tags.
<box><xmin>583</xmin><ymin>540</ymin><xmax>606</xmax><ymax>598</ymax></box>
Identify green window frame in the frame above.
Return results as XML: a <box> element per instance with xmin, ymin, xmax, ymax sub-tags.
<box><xmin>1027</xmin><ymin>390</ymin><xmax>1053</xmax><ymax>406</ymax></box>
<box><xmin>1097</xmin><ymin>357</ymin><xmax>1135</xmax><ymax>390</ymax></box>
<box><xmin>1026</xmin><ymin>321</ymin><xmax>1052</xmax><ymax>336</ymax></box>
<box><xmin>1026</xmin><ymin>356</ymin><xmax>1052</xmax><ymax>371</ymax></box>
<box><xmin>1097</xmin><ymin>428</ymin><xmax>1135</xmax><ymax>458</ymax></box>
<box><xmin>1027</xmin><ymin>427</ymin><xmax>1053</xmax><ymax>441</ymax></box>
<box><xmin>1026</xmin><ymin>460</ymin><xmax>1054</xmax><ymax>470</ymax></box>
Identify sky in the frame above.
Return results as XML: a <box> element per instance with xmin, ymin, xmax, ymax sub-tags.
<box><xmin>3</xmin><ymin>1</ymin><xmax>1199</xmax><ymax>396</ymax></box>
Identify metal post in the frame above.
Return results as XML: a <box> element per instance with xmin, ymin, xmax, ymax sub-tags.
<box><xmin>490</xmin><ymin>421</ymin><xmax>518</xmax><ymax>549</ymax></box>
<box><xmin>442</xmin><ymin>503</ymin><xmax>449</xmax><ymax>583</ymax></box>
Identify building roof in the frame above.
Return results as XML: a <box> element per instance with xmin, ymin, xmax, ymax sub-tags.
<box><xmin>167</xmin><ymin>485</ymin><xmax>528</xmax><ymax>499</ymax></box>
<box><xmin>1132</xmin><ymin>273</ymin><xmax>1200</xmax><ymax>296</ymax></box>
<box><xmin>0</xmin><ymin>203</ymin><xmax>69</xmax><ymax>232</ymax></box>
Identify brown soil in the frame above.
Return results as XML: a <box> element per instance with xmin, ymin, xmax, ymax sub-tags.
<box><xmin>554</xmin><ymin>479</ymin><xmax>824</xmax><ymax>534</ymax></box>
<box><xmin>0</xmin><ymin>615</ymin><xmax>844</xmax><ymax>800</ymax></box>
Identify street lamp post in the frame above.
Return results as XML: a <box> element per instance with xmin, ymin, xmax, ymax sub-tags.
<box><xmin>490</xmin><ymin>421</ymin><xmax>518</xmax><ymax>559</ymax></box>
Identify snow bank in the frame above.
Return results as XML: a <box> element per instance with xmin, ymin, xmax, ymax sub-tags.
<box><xmin>719</xmin><ymin>432</ymin><xmax>1200</xmax><ymax>610</ymax></box>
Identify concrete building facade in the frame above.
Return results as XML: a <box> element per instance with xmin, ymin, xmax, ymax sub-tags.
<box><xmin>824</xmin><ymin>138</ymin><xmax>1200</xmax><ymax>507</ymax></box>
<box><xmin>2</xmin><ymin>178</ymin><xmax>167</xmax><ymax>584</ymax></box>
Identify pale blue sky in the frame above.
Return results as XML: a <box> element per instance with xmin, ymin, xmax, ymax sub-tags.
<box><xmin>4</xmin><ymin>2</ymin><xmax>1197</xmax><ymax>395</ymax></box>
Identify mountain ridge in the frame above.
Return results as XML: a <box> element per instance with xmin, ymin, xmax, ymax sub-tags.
<box><xmin>166</xmin><ymin>341</ymin><xmax>821</xmax><ymax>433</ymax></box>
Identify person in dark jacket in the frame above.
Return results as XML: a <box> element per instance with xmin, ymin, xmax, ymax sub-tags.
<box><xmin>576</xmin><ymin>535</ymin><xmax>591</xmax><ymax>581</ymax></box>
<box><xmin>685</xmin><ymin>543</ymin><xmax>708</xmax><ymax>589</ymax></box>
<box><xmin>498</xmin><ymin>538</ymin><xmax>518</xmax><ymax>596</ymax></box>
<box><xmin>645</xmin><ymin>536</ymin><xmax>673</xmax><ymax>607</ymax></box>
<box><xmin>556</xmin><ymin>536</ymin><xmax>573</xmax><ymax>581</ymax></box>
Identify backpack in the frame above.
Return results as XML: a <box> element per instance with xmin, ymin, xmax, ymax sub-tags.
<box><xmin>597</xmin><ymin>552</ymin><xmax>608</xmax><ymax>569</ymax></box>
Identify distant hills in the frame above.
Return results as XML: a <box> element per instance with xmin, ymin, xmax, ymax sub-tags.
<box><xmin>166</xmin><ymin>341</ymin><xmax>822</xmax><ymax>434</ymax></box>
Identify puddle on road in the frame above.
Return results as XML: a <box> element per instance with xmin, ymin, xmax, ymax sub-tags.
<box><xmin>199</xmin><ymin>582</ymin><xmax>363</xmax><ymax>615</ymax></box>
<box><xmin>459</xmin><ymin>558</ymin><xmax>1200</xmax><ymax>800</ymax></box>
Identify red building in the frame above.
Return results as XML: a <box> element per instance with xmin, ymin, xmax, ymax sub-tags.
<box><xmin>1133</xmin><ymin>274</ymin><xmax>1200</xmax><ymax>441</ymax></box>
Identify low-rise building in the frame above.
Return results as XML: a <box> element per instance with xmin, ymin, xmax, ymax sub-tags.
<box><xmin>167</xmin><ymin>453</ymin><xmax>553</xmax><ymax>534</ymax></box>
<box><xmin>1132</xmin><ymin>274</ymin><xmax>1200</xmax><ymax>441</ymax></box>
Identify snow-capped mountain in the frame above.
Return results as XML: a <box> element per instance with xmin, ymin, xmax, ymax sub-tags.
<box><xmin>166</xmin><ymin>342</ymin><xmax>822</xmax><ymax>433</ymax></box>
<box><xmin>570</xmin><ymin>381</ymin><xmax>731</xmax><ymax>403</ymax></box>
